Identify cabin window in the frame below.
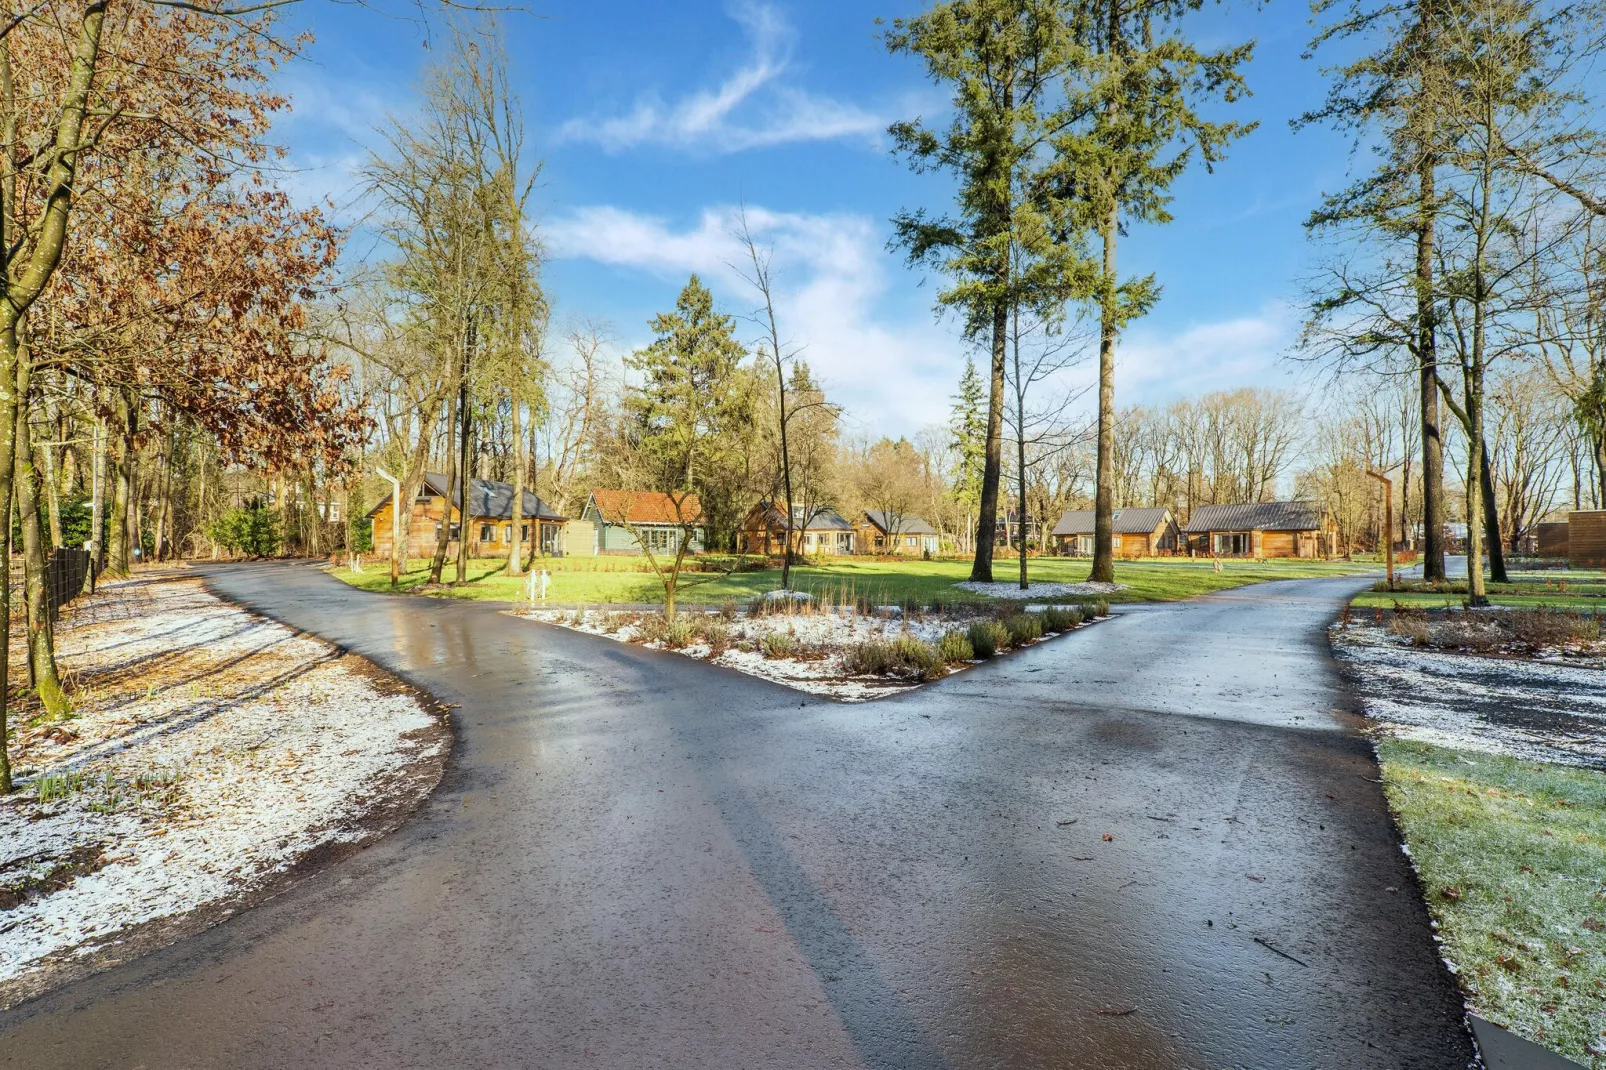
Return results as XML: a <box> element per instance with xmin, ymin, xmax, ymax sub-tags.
<box><xmin>521</xmin><ymin>523</ymin><xmax>530</xmax><ymax>541</ymax></box>
<box><xmin>1213</xmin><ymin>532</ymin><xmax>1250</xmax><ymax>555</ymax></box>
<box><xmin>874</xmin><ymin>535</ymin><xmax>885</xmax><ymax>549</ymax></box>
<box><xmin>904</xmin><ymin>536</ymin><xmax>917</xmax><ymax>548</ymax></box>
<box><xmin>480</xmin><ymin>524</ymin><xmax>494</xmax><ymax>542</ymax></box>
<box><xmin>838</xmin><ymin>533</ymin><xmax>853</xmax><ymax>553</ymax></box>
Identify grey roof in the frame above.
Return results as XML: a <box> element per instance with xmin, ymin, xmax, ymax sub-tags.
<box><xmin>1184</xmin><ymin>501</ymin><xmax>1326</xmax><ymax>534</ymax></box>
<box><xmin>863</xmin><ymin>510</ymin><xmax>938</xmax><ymax>536</ymax></box>
<box><xmin>751</xmin><ymin>502</ymin><xmax>855</xmax><ymax>531</ymax></box>
<box><xmin>1052</xmin><ymin>507</ymin><xmax>1173</xmax><ymax>537</ymax></box>
<box><xmin>369</xmin><ymin>472</ymin><xmax>566</xmax><ymax>521</ymax></box>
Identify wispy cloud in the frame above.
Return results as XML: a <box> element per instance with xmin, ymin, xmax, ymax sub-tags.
<box><xmin>554</xmin><ymin>3</ymin><xmax>885</xmax><ymax>154</ymax></box>
<box><xmin>270</xmin><ymin>70</ymin><xmax>397</xmax><ymax>220</ymax></box>
<box><xmin>547</xmin><ymin>203</ymin><xmax>962</xmax><ymax>434</ymax></box>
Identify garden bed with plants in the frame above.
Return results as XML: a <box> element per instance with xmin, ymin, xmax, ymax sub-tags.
<box><xmin>515</xmin><ymin>592</ymin><xmax>1111</xmax><ymax>701</ymax></box>
<box><xmin>0</xmin><ymin>571</ymin><xmax>450</xmax><ymax>1009</ymax></box>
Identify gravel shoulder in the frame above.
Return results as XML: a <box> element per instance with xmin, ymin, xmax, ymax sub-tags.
<box><xmin>0</xmin><ymin>570</ymin><xmax>451</xmax><ymax>1009</ymax></box>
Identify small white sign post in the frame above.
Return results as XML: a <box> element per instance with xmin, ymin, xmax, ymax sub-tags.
<box><xmin>526</xmin><ymin>569</ymin><xmax>551</xmax><ymax>603</ymax></box>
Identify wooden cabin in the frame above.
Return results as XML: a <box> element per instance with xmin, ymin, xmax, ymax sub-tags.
<box><xmin>1183</xmin><ymin>501</ymin><xmax>1337</xmax><ymax>559</ymax></box>
<box><xmin>855</xmin><ymin>511</ymin><xmax>941</xmax><ymax>556</ymax></box>
<box><xmin>579</xmin><ymin>490</ymin><xmax>706</xmax><ymax>555</ymax></box>
<box><xmin>1535</xmin><ymin>520</ymin><xmax>1569</xmax><ymax>559</ymax></box>
<box><xmin>1051</xmin><ymin>507</ymin><xmax>1179</xmax><ymax>558</ymax></box>
<box><xmin>738</xmin><ymin>502</ymin><xmax>856</xmax><ymax>556</ymax></box>
<box><xmin>368</xmin><ymin>472</ymin><xmax>568</xmax><ymax>560</ymax></box>
<box><xmin>1569</xmin><ymin>510</ymin><xmax>1606</xmax><ymax>568</ymax></box>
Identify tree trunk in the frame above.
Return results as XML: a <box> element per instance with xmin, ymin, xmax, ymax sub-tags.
<box><xmin>1016</xmin><ymin>416</ymin><xmax>1028</xmax><ymax>590</ymax></box>
<box><xmin>13</xmin><ymin>347</ymin><xmax>65</xmax><ymax>715</ymax></box>
<box><xmin>108</xmin><ymin>390</ymin><xmax>134</xmax><ymax>575</ymax></box>
<box><xmin>429</xmin><ymin>383</ymin><xmax>458</xmax><ymax>586</ymax></box>
<box><xmin>971</xmin><ymin>297</ymin><xmax>1008</xmax><ymax>584</ymax></box>
<box><xmin>508</xmin><ymin>376</ymin><xmax>524</xmax><ymax>578</ymax></box>
<box><xmin>1091</xmin><ymin>205</ymin><xmax>1119</xmax><ymax>585</ymax></box>
<box><xmin>1478</xmin><ymin>449</ymin><xmax>1506</xmax><ymax>583</ymax></box>
<box><xmin>0</xmin><ymin>331</ymin><xmax>21</xmax><ymax>792</ymax></box>
<box><xmin>303</xmin><ymin>469</ymin><xmax>321</xmax><ymax>557</ymax></box>
<box><xmin>41</xmin><ymin>403</ymin><xmax>61</xmax><ymax>550</ymax></box>
<box><xmin>454</xmin><ymin>370</ymin><xmax>472</xmax><ymax>584</ymax></box>
<box><xmin>1414</xmin><ymin>30</ymin><xmax>1448</xmax><ymax>583</ymax></box>
<box><xmin>90</xmin><ymin>413</ymin><xmax>104</xmax><ymax>568</ymax></box>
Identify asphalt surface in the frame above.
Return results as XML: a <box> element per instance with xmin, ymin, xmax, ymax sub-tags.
<box><xmin>0</xmin><ymin>564</ymin><xmax>1475</xmax><ymax>1069</ymax></box>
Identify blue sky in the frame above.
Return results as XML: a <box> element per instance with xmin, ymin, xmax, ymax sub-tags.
<box><xmin>274</xmin><ymin>0</ymin><xmax>1370</xmax><ymax>437</ymax></box>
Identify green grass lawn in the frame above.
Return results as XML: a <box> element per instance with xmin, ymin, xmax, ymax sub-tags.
<box><xmin>327</xmin><ymin>554</ymin><xmax>1376</xmax><ymax>608</ymax></box>
<box><xmin>1351</xmin><ymin>570</ymin><xmax>1606</xmax><ymax>612</ymax></box>
<box><xmin>1378</xmin><ymin>739</ymin><xmax>1606</xmax><ymax>1068</ymax></box>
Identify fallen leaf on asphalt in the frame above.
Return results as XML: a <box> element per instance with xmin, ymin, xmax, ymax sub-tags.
<box><xmin>1246</xmin><ymin>874</ymin><xmax>1266</xmax><ymax>883</ymax></box>
<box><xmin>1056</xmin><ymin>819</ymin><xmax>1077</xmax><ymax>826</ymax></box>
<box><xmin>1102</xmin><ymin>833</ymin><xmax>1113</xmax><ymax>842</ymax></box>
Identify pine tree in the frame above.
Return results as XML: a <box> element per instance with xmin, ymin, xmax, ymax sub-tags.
<box><xmin>621</xmin><ymin>275</ymin><xmax>748</xmax><ymax>616</ymax></box>
<box><xmin>885</xmin><ymin>1</ymin><xmax>1082</xmax><ymax>582</ymax></box>
<box><xmin>1053</xmin><ymin>0</ymin><xmax>1256</xmax><ymax>584</ymax></box>
<box><xmin>949</xmin><ymin>358</ymin><xmax>987</xmax><ymax>527</ymax></box>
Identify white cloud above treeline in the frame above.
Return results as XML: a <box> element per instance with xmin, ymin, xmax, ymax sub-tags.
<box><xmin>555</xmin><ymin>2</ymin><xmax>886</xmax><ymax>154</ymax></box>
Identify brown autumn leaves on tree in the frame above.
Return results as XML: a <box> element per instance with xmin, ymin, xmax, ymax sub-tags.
<box><xmin>0</xmin><ymin>1</ymin><xmax>365</xmax><ymax>790</ymax></box>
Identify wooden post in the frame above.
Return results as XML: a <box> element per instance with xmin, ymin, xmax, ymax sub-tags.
<box><xmin>376</xmin><ymin>466</ymin><xmax>402</xmax><ymax>588</ymax></box>
<box><xmin>1366</xmin><ymin>470</ymin><xmax>1395</xmax><ymax>588</ymax></box>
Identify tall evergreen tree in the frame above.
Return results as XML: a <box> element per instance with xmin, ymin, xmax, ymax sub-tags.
<box><xmin>885</xmin><ymin>1</ymin><xmax>1080</xmax><ymax>582</ymax></box>
<box><xmin>621</xmin><ymin>275</ymin><xmax>748</xmax><ymax>617</ymax></box>
<box><xmin>1301</xmin><ymin>0</ymin><xmax>1454</xmax><ymax>582</ymax></box>
<box><xmin>1053</xmin><ymin>0</ymin><xmax>1256</xmax><ymax>584</ymax></box>
<box><xmin>949</xmin><ymin>357</ymin><xmax>987</xmax><ymax>543</ymax></box>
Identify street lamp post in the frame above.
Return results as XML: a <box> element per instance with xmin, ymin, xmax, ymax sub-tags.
<box><xmin>1365</xmin><ymin>469</ymin><xmax>1395</xmax><ymax>589</ymax></box>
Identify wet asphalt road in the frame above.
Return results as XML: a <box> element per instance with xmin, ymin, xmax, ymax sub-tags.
<box><xmin>0</xmin><ymin>564</ymin><xmax>1474</xmax><ymax>1069</ymax></box>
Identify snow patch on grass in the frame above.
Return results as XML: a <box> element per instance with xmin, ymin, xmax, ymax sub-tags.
<box><xmin>0</xmin><ymin>574</ymin><xmax>441</xmax><ymax>987</ymax></box>
<box><xmin>953</xmin><ymin>579</ymin><xmax>1126</xmax><ymax>599</ymax></box>
<box><xmin>515</xmin><ymin>604</ymin><xmax>1106</xmax><ymax>701</ymax></box>
<box><xmin>1331</xmin><ymin>622</ymin><xmax>1606</xmax><ymax>769</ymax></box>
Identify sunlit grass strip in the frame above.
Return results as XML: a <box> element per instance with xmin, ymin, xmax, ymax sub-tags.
<box><xmin>328</xmin><ymin>555</ymin><xmax>1374</xmax><ymax>607</ymax></box>
<box><xmin>1377</xmin><ymin>738</ymin><xmax>1606</xmax><ymax>1067</ymax></box>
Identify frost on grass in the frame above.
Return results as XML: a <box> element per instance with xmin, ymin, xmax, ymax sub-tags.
<box><xmin>514</xmin><ymin>599</ymin><xmax>1108</xmax><ymax>701</ymax></box>
<box><xmin>0</xmin><ymin>573</ymin><xmax>443</xmax><ymax>992</ymax></box>
<box><xmin>1331</xmin><ymin>621</ymin><xmax>1606</xmax><ymax>770</ymax></box>
<box><xmin>953</xmin><ymin>579</ymin><xmax>1127</xmax><ymax>599</ymax></box>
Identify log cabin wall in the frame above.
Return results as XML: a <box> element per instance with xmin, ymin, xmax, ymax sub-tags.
<box><xmin>1570</xmin><ymin>511</ymin><xmax>1606</xmax><ymax>568</ymax></box>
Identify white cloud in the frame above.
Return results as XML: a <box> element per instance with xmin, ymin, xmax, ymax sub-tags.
<box><xmin>547</xmin><ymin>204</ymin><xmax>1310</xmax><ymax>437</ymax></box>
<box><xmin>1112</xmin><ymin>307</ymin><xmax>1303</xmax><ymax>401</ymax></box>
<box><xmin>554</xmin><ymin>2</ymin><xmax>884</xmax><ymax>154</ymax></box>
<box><xmin>269</xmin><ymin>70</ymin><xmax>397</xmax><ymax>220</ymax></box>
<box><xmin>547</xmin><ymin>203</ymin><xmax>963</xmax><ymax>436</ymax></box>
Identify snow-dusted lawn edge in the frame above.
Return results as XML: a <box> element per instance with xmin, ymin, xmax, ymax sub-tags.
<box><xmin>0</xmin><ymin>572</ymin><xmax>454</xmax><ymax>1011</ymax></box>
<box><xmin>1332</xmin><ymin>616</ymin><xmax>1606</xmax><ymax>1067</ymax></box>
<box><xmin>510</xmin><ymin>603</ymin><xmax>1111</xmax><ymax>701</ymax></box>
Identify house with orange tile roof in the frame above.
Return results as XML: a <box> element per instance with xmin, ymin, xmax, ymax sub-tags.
<box><xmin>578</xmin><ymin>490</ymin><xmax>706</xmax><ymax>555</ymax></box>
